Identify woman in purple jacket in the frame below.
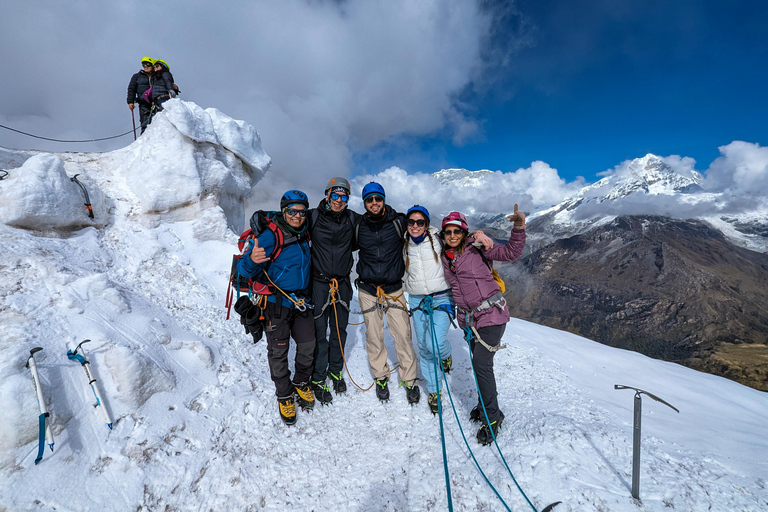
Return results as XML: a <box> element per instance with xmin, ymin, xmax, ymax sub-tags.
<box><xmin>440</xmin><ymin>206</ymin><xmax>526</xmax><ymax>445</ymax></box>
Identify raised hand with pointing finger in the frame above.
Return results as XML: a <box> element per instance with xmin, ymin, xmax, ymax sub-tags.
<box><xmin>506</xmin><ymin>203</ymin><xmax>526</xmax><ymax>229</ymax></box>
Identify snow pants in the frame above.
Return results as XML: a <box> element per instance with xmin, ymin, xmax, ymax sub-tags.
<box><xmin>138</xmin><ymin>102</ymin><xmax>153</xmax><ymax>134</ymax></box>
<box><xmin>312</xmin><ymin>278</ymin><xmax>352</xmax><ymax>382</ymax></box>
<box><xmin>263</xmin><ymin>301</ymin><xmax>316</xmax><ymax>399</ymax></box>
<box><xmin>470</xmin><ymin>323</ymin><xmax>506</xmax><ymax>425</ymax></box>
<box><xmin>408</xmin><ymin>293</ymin><xmax>453</xmax><ymax>394</ymax></box>
<box><xmin>358</xmin><ymin>288</ymin><xmax>418</xmax><ymax>385</ymax></box>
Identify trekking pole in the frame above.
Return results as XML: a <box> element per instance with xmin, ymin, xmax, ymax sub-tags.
<box><xmin>131</xmin><ymin>109</ymin><xmax>137</xmax><ymax>140</ymax></box>
<box><xmin>68</xmin><ymin>340</ymin><xmax>113</xmax><ymax>429</ymax></box>
<box><xmin>26</xmin><ymin>348</ymin><xmax>54</xmax><ymax>464</ymax></box>
<box><xmin>615</xmin><ymin>385</ymin><xmax>679</xmax><ymax>500</ymax></box>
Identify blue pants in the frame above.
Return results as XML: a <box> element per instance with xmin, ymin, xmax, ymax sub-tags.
<box><xmin>409</xmin><ymin>293</ymin><xmax>453</xmax><ymax>394</ymax></box>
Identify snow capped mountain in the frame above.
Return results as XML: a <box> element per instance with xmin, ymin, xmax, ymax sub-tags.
<box><xmin>435</xmin><ymin>154</ymin><xmax>768</xmax><ymax>253</ymax></box>
<box><xmin>1</xmin><ymin>104</ymin><xmax>767</xmax><ymax>511</ymax></box>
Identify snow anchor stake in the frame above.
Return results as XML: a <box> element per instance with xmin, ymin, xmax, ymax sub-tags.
<box><xmin>70</xmin><ymin>174</ymin><xmax>94</xmax><ymax>219</ymax></box>
<box><xmin>615</xmin><ymin>385</ymin><xmax>679</xmax><ymax>500</ymax></box>
<box><xmin>68</xmin><ymin>339</ymin><xmax>113</xmax><ymax>429</ymax></box>
<box><xmin>26</xmin><ymin>347</ymin><xmax>54</xmax><ymax>464</ymax></box>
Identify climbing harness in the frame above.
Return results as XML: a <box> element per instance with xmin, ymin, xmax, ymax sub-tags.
<box><xmin>70</xmin><ymin>174</ymin><xmax>94</xmax><ymax>219</ymax></box>
<box><xmin>358</xmin><ymin>285</ymin><xmax>409</xmax><ymax>315</ymax></box>
<box><xmin>313</xmin><ymin>278</ymin><xmax>349</xmax><ymax>319</ymax></box>
<box><xmin>458</xmin><ymin>291</ymin><xmax>508</xmax><ymax>353</ymax></box>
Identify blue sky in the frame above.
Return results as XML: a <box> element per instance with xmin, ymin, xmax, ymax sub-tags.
<box><xmin>354</xmin><ymin>0</ymin><xmax>768</xmax><ymax>182</ymax></box>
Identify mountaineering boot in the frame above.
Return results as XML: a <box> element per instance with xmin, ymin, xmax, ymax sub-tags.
<box><xmin>329</xmin><ymin>371</ymin><xmax>347</xmax><ymax>394</ymax></box>
<box><xmin>476</xmin><ymin>412</ymin><xmax>505</xmax><ymax>446</ymax></box>
<box><xmin>404</xmin><ymin>382</ymin><xmax>420</xmax><ymax>405</ymax></box>
<box><xmin>278</xmin><ymin>396</ymin><xmax>297</xmax><ymax>425</ymax></box>
<box><xmin>428</xmin><ymin>392</ymin><xmax>440</xmax><ymax>414</ymax></box>
<box><xmin>441</xmin><ymin>355</ymin><xmax>453</xmax><ymax>374</ymax></box>
<box><xmin>293</xmin><ymin>382</ymin><xmax>315</xmax><ymax>410</ymax></box>
<box><xmin>375</xmin><ymin>377</ymin><xmax>389</xmax><ymax>401</ymax></box>
<box><xmin>311</xmin><ymin>380</ymin><xmax>333</xmax><ymax>405</ymax></box>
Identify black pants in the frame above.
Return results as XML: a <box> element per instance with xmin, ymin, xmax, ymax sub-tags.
<box><xmin>138</xmin><ymin>102</ymin><xmax>153</xmax><ymax>134</ymax></box>
<box><xmin>311</xmin><ymin>278</ymin><xmax>352</xmax><ymax>381</ymax></box>
<box><xmin>470</xmin><ymin>323</ymin><xmax>507</xmax><ymax>425</ymax></box>
<box><xmin>264</xmin><ymin>301</ymin><xmax>316</xmax><ymax>398</ymax></box>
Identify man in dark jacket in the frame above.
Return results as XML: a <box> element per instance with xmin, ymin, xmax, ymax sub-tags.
<box><xmin>307</xmin><ymin>177</ymin><xmax>360</xmax><ymax>403</ymax></box>
<box><xmin>237</xmin><ymin>190</ymin><xmax>316</xmax><ymax>426</ymax></box>
<box><xmin>356</xmin><ymin>182</ymin><xmax>420</xmax><ymax>404</ymax></box>
<box><xmin>126</xmin><ymin>57</ymin><xmax>154</xmax><ymax>134</ymax></box>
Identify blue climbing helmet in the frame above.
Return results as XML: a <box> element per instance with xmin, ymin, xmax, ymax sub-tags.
<box><xmin>280</xmin><ymin>190</ymin><xmax>309</xmax><ymax>210</ymax></box>
<box><xmin>362</xmin><ymin>182</ymin><xmax>385</xmax><ymax>202</ymax></box>
<box><xmin>406</xmin><ymin>205</ymin><xmax>430</xmax><ymax>223</ymax></box>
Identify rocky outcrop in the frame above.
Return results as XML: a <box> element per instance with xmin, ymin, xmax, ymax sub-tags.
<box><xmin>502</xmin><ymin>215</ymin><xmax>768</xmax><ymax>391</ymax></box>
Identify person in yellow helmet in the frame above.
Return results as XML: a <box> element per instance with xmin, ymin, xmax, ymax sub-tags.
<box><xmin>126</xmin><ymin>57</ymin><xmax>155</xmax><ymax>134</ymax></box>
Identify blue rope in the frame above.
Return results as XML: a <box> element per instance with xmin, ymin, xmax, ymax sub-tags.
<box><xmin>423</xmin><ymin>295</ymin><xmax>453</xmax><ymax>511</ymax></box>
<box><xmin>465</xmin><ymin>326</ymin><xmax>539</xmax><ymax>512</ymax></box>
<box><xmin>424</xmin><ymin>296</ymin><xmax>514</xmax><ymax>512</ymax></box>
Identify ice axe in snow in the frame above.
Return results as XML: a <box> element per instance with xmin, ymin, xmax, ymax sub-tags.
<box><xmin>26</xmin><ymin>347</ymin><xmax>54</xmax><ymax>464</ymax></box>
<box><xmin>68</xmin><ymin>340</ymin><xmax>113</xmax><ymax>429</ymax></box>
<box><xmin>615</xmin><ymin>385</ymin><xmax>679</xmax><ymax>500</ymax></box>
<box><xmin>70</xmin><ymin>174</ymin><xmax>94</xmax><ymax>219</ymax></box>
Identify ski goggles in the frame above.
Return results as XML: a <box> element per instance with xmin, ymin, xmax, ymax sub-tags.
<box><xmin>330</xmin><ymin>192</ymin><xmax>349</xmax><ymax>202</ymax></box>
<box><xmin>283</xmin><ymin>207</ymin><xmax>307</xmax><ymax>217</ymax></box>
<box><xmin>407</xmin><ymin>218</ymin><xmax>426</xmax><ymax>227</ymax></box>
<box><xmin>365</xmin><ymin>195</ymin><xmax>384</xmax><ymax>204</ymax></box>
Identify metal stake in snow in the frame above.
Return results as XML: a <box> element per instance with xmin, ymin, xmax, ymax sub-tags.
<box><xmin>614</xmin><ymin>385</ymin><xmax>679</xmax><ymax>500</ymax></box>
<box><xmin>67</xmin><ymin>340</ymin><xmax>113</xmax><ymax>429</ymax></box>
<box><xmin>26</xmin><ymin>347</ymin><xmax>54</xmax><ymax>464</ymax></box>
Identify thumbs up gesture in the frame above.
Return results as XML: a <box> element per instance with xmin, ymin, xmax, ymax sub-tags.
<box><xmin>506</xmin><ymin>204</ymin><xmax>526</xmax><ymax>229</ymax></box>
<box><xmin>249</xmin><ymin>237</ymin><xmax>270</xmax><ymax>264</ymax></box>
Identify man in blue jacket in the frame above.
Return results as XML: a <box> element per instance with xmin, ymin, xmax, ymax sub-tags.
<box><xmin>237</xmin><ymin>190</ymin><xmax>316</xmax><ymax>425</ymax></box>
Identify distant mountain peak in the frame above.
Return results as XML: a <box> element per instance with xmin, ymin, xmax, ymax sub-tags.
<box><xmin>432</xmin><ymin>167</ymin><xmax>494</xmax><ymax>185</ymax></box>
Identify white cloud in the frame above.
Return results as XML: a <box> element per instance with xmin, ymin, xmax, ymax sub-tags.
<box><xmin>703</xmin><ymin>141</ymin><xmax>768</xmax><ymax>195</ymax></box>
<box><xmin>346</xmin><ymin>160</ymin><xmax>583</xmax><ymax>220</ymax></box>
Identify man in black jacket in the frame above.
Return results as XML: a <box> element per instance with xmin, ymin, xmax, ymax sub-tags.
<box><xmin>308</xmin><ymin>177</ymin><xmax>360</xmax><ymax>403</ymax></box>
<box><xmin>127</xmin><ymin>57</ymin><xmax>154</xmax><ymax>134</ymax></box>
<box><xmin>356</xmin><ymin>182</ymin><xmax>420</xmax><ymax>404</ymax></box>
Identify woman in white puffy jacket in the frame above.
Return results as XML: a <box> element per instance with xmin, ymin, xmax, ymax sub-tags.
<box><xmin>403</xmin><ymin>205</ymin><xmax>452</xmax><ymax>413</ymax></box>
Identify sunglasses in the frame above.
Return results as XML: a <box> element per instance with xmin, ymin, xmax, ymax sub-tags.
<box><xmin>365</xmin><ymin>195</ymin><xmax>383</xmax><ymax>204</ymax></box>
<box><xmin>284</xmin><ymin>207</ymin><xmax>307</xmax><ymax>217</ymax></box>
<box><xmin>142</xmin><ymin>62</ymin><xmax>153</xmax><ymax>67</ymax></box>
<box><xmin>407</xmin><ymin>218</ymin><xmax>426</xmax><ymax>227</ymax></box>
<box><xmin>330</xmin><ymin>192</ymin><xmax>349</xmax><ymax>202</ymax></box>
<box><xmin>443</xmin><ymin>228</ymin><xmax>464</xmax><ymax>236</ymax></box>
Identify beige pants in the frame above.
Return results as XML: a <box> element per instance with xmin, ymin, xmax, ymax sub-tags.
<box><xmin>358</xmin><ymin>288</ymin><xmax>418</xmax><ymax>385</ymax></box>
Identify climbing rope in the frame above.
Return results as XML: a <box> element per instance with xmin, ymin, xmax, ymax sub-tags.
<box><xmin>424</xmin><ymin>296</ymin><xmax>556</xmax><ymax>512</ymax></box>
<box><xmin>0</xmin><ymin>123</ymin><xmax>135</xmax><ymax>143</ymax></box>
<box><xmin>261</xmin><ymin>270</ymin><xmax>309</xmax><ymax>312</ymax></box>
<box><xmin>328</xmin><ymin>279</ymin><xmax>400</xmax><ymax>391</ymax></box>
<box><xmin>426</xmin><ymin>296</ymin><xmax>518</xmax><ymax>510</ymax></box>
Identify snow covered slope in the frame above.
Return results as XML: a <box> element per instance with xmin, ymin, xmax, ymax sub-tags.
<box><xmin>1</xmin><ymin>109</ymin><xmax>767</xmax><ymax>511</ymax></box>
